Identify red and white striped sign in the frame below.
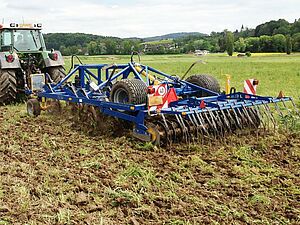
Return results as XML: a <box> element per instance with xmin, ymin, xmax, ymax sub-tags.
<box><xmin>243</xmin><ymin>79</ymin><xmax>258</xmax><ymax>95</ymax></box>
<box><xmin>148</xmin><ymin>84</ymin><xmax>178</xmax><ymax>112</ymax></box>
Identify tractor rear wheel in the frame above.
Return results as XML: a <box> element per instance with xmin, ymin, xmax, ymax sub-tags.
<box><xmin>110</xmin><ymin>79</ymin><xmax>147</xmax><ymax>104</ymax></box>
<box><xmin>186</xmin><ymin>74</ymin><xmax>220</xmax><ymax>97</ymax></box>
<box><xmin>0</xmin><ymin>69</ymin><xmax>17</xmax><ymax>104</ymax></box>
<box><xmin>47</xmin><ymin>66</ymin><xmax>66</xmax><ymax>83</ymax></box>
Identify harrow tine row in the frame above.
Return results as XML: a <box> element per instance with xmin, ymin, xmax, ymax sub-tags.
<box><xmin>146</xmin><ymin>99</ymin><xmax>300</xmax><ymax>146</ymax></box>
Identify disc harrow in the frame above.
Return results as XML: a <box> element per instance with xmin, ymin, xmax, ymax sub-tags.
<box><xmin>26</xmin><ymin>56</ymin><xmax>299</xmax><ymax>146</ymax></box>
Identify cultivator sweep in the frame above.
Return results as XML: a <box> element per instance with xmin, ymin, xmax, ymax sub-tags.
<box><xmin>26</xmin><ymin>56</ymin><xmax>299</xmax><ymax>146</ymax></box>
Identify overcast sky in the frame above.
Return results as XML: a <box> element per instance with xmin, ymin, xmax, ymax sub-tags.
<box><xmin>0</xmin><ymin>0</ymin><xmax>299</xmax><ymax>38</ymax></box>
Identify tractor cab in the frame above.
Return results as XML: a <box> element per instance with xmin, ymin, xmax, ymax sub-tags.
<box><xmin>0</xmin><ymin>23</ymin><xmax>46</xmax><ymax>52</ymax></box>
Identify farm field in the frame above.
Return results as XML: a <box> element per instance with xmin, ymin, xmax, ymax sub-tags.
<box><xmin>0</xmin><ymin>53</ymin><xmax>300</xmax><ymax>224</ymax></box>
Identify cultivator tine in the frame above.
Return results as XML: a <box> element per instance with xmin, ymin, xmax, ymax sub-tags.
<box><xmin>175</xmin><ymin>114</ymin><xmax>189</xmax><ymax>143</ymax></box>
<box><xmin>273</xmin><ymin>101</ymin><xmax>284</xmax><ymax>118</ymax></box>
<box><xmin>230</xmin><ymin>106</ymin><xmax>242</xmax><ymax>131</ymax></box>
<box><xmin>161</xmin><ymin>114</ymin><xmax>172</xmax><ymax>145</ymax></box>
<box><xmin>254</xmin><ymin>104</ymin><xmax>267</xmax><ymax>131</ymax></box>
<box><xmin>263</xmin><ymin>103</ymin><xmax>277</xmax><ymax>130</ymax></box>
<box><xmin>208</xmin><ymin>110</ymin><xmax>220</xmax><ymax>137</ymax></box>
<box><xmin>214</xmin><ymin>110</ymin><xmax>225</xmax><ymax>137</ymax></box>
<box><xmin>188</xmin><ymin>113</ymin><xmax>200</xmax><ymax>140</ymax></box>
<box><xmin>220</xmin><ymin>109</ymin><xmax>231</xmax><ymax>132</ymax></box>
<box><xmin>196</xmin><ymin>111</ymin><xmax>210</xmax><ymax>138</ymax></box>
<box><xmin>280</xmin><ymin>99</ymin><xmax>293</xmax><ymax>117</ymax></box>
<box><xmin>289</xmin><ymin>98</ymin><xmax>300</xmax><ymax>117</ymax></box>
<box><xmin>241</xmin><ymin>105</ymin><xmax>256</xmax><ymax>128</ymax></box>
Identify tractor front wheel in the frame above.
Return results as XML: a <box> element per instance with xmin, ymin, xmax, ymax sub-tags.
<box><xmin>47</xmin><ymin>66</ymin><xmax>66</xmax><ymax>83</ymax></box>
<box><xmin>0</xmin><ymin>69</ymin><xmax>17</xmax><ymax>105</ymax></box>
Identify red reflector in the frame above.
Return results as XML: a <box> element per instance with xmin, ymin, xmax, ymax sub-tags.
<box><xmin>147</xmin><ymin>86</ymin><xmax>155</xmax><ymax>94</ymax></box>
<box><xmin>200</xmin><ymin>100</ymin><xmax>206</xmax><ymax>109</ymax></box>
<box><xmin>49</xmin><ymin>53</ymin><xmax>58</xmax><ymax>61</ymax></box>
<box><xmin>6</xmin><ymin>54</ymin><xmax>14</xmax><ymax>63</ymax></box>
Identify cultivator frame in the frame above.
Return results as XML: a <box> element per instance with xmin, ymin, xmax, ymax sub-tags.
<box><xmin>27</xmin><ymin>59</ymin><xmax>299</xmax><ymax>145</ymax></box>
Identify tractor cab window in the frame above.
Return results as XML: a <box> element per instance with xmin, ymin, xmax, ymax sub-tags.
<box><xmin>0</xmin><ymin>30</ymin><xmax>13</xmax><ymax>51</ymax></box>
<box><xmin>13</xmin><ymin>29</ymin><xmax>44</xmax><ymax>51</ymax></box>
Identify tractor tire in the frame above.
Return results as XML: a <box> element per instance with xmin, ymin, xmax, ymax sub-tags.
<box><xmin>110</xmin><ymin>79</ymin><xmax>147</xmax><ymax>104</ymax></box>
<box><xmin>47</xmin><ymin>66</ymin><xmax>66</xmax><ymax>83</ymax></box>
<box><xmin>0</xmin><ymin>69</ymin><xmax>17</xmax><ymax>105</ymax></box>
<box><xmin>186</xmin><ymin>74</ymin><xmax>220</xmax><ymax>97</ymax></box>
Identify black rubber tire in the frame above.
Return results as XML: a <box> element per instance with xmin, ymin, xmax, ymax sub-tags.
<box><xmin>110</xmin><ymin>79</ymin><xmax>147</xmax><ymax>104</ymax></box>
<box><xmin>47</xmin><ymin>66</ymin><xmax>66</xmax><ymax>83</ymax></box>
<box><xmin>186</xmin><ymin>74</ymin><xmax>220</xmax><ymax>97</ymax></box>
<box><xmin>0</xmin><ymin>69</ymin><xmax>17</xmax><ymax>104</ymax></box>
<box><xmin>27</xmin><ymin>99</ymin><xmax>41</xmax><ymax>117</ymax></box>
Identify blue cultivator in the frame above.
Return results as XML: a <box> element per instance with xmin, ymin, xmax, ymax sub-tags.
<box><xmin>26</xmin><ymin>56</ymin><xmax>299</xmax><ymax>145</ymax></box>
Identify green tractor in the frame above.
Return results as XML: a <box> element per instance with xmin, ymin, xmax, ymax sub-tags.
<box><xmin>0</xmin><ymin>23</ymin><xmax>65</xmax><ymax>104</ymax></box>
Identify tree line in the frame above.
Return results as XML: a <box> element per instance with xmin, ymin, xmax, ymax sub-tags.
<box><xmin>44</xmin><ymin>18</ymin><xmax>300</xmax><ymax>55</ymax></box>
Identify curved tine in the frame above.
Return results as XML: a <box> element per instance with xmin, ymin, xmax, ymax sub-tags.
<box><xmin>230</xmin><ymin>106</ymin><xmax>242</xmax><ymax>130</ymax></box>
<box><xmin>161</xmin><ymin>114</ymin><xmax>171</xmax><ymax>145</ymax></box>
<box><xmin>192</xmin><ymin>112</ymin><xmax>202</xmax><ymax>138</ymax></box>
<box><xmin>208</xmin><ymin>110</ymin><xmax>221</xmax><ymax>136</ymax></box>
<box><xmin>175</xmin><ymin>114</ymin><xmax>186</xmax><ymax>143</ymax></box>
<box><xmin>242</xmin><ymin>105</ymin><xmax>256</xmax><ymax>127</ymax></box>
<box><xmin>197</xmin><ymin>111</ymin><xmax>210</xmax><ymax>138</ymax></box>
<box><xmin>187</xmin><ymin>114</ymin><xmax>196</xmax><ymax>144</ymax></box>
<box><xmin>236</xmin><ymin>107</ymin><xmax>248</xmax><ymax>129</ymax></box>
<box><xmin>181</xmin><ymin>115</ymin><xmax>192</xmax><ymax>144</ymax></box>
<box><xmin>249</xmin><ymin>104</ymin><xmax>262</xmax><ymax>129</ymax></box>
<box><xmin>220</xmin><ymin>109</ymin><xmax>232</xmax><ymax>132</ymax></box>
<box><xmin>169</xmin><ymin>119</ymin><xmax>178</xmax><ymax>143</ymax></box>
<box><xmin>273</xmin><ymin>101</ymin><xmax>285</xmax><ymax>118</ymax></box>
<box><xmin>273</xmin><ymin>101</ymin><xmax>288</xmax><ymax>130</ymax></box>
<box><xmin>289</xmin><ymin>98</ymin><xmax>300</xmax><ymax>117</ymax></box>
<box><xmin>252</xmin><ymin>104</ymin><xmax>266</xmax><ymax>131</ymax></box>
<box><xmin>256</xmin><ymin>104</ymin><xmax>270</xmax><ymax>130</ymax></box>
<box><xmin>189</xmin><ymin>113</ymin><xmax>200</xmax><ymax>142</ymax></box>
<box><xmin>176</xmin><ymin>114</ymin><xmax>189</xmax><ymax>143</ymax></box>
<box><xmin>203</xmin><ymin>111</ymin><xmax>216</xmax><ymax>138</ymax></box>
<box><xmin>214</xmin><ymin>110</ymin><xmax>225</xmax><ymax>137</ymax></box>
<box><xmin>224</xmin><ymin>108</ymin><xmax>236</xmax><ymax>131</ymax></box>
<box><xmin>189</xmin><ymin>112</ymin><xmax>200</xmax><ymax>139</ymax></box>
<box><xmin>263</xmin><ymin>103</ymin><xmax>277</xmax><ymax>130</ymax></box>
<box><xmin>280</xmin><ymin>99</ymin><xmax>293</xmax><ymax>117</ymax></box>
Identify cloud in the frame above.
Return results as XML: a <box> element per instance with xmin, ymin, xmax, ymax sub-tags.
<box><xmin>0</xmin><ymin>0</ymin><xmax>299</xmax><ymax>37</ymax></box>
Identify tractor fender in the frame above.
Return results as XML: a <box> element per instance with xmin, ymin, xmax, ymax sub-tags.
<box><xmin>0</xmin><ymin>52</ymin><xmax>21</xmax><ymax>69</ymax></box>
<box><xmin>43</xmin><ymin>51</ymin><xmax>64</xmax><ymax>68</ymax></box>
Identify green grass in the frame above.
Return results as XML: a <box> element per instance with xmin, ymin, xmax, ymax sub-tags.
<box><xmin>0</xmin><ymin>54</ymin><xmax>300</xmax><ymax>224</ymax></box>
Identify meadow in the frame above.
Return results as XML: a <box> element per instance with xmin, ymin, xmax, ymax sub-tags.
<box><xmin>0</xmin><ymin>53</ymin><xmax>299</xmax><ymax>224</ymax></box>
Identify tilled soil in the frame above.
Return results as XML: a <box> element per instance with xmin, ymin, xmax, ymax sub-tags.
<box><xmin>0</xmin><ymin>105</ymin><xmax>299</xmax><ymax>224</ymax></box>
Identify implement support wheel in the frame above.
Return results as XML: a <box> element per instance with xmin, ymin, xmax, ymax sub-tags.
<box><xmin>27</xmin><ymin>99</ymin><xmax>41</xmax><ymax>117</ymax></box>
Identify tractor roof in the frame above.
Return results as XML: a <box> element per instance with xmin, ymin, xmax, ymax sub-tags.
<box><xmin>0</xmin><ymin>23</ymin><xmax>42</xmax><ymax>30</ymax></box>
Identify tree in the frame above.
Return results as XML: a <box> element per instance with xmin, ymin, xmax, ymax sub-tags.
<box><xmin>245</xmin><ymin>37</ymin><xmax>260</xmax><ymax>52</ymax></box>
<box><xmin>292</xmin><ymin>33</ymin><xmax>300</xmax><ymax>52</ymax></box>
<box><xmin>225</xmin><ymin>31</ymin><xmax>234</xmax><ymax>56</ymax></box>
<box><xmin>286</xmin><ymin>35</ymin><xmax>292</xmax><ymax>54</ymax></box>
<box><xmin>272</xmin><ymin>34</ymin><xmax>286</xmax><ymax>52</ymax></box>
<box><xmin>259</xmin><ymin>35</ymin><xmax>273</xmax><ymax>52</ymax></box>
<box><xmin>234</xmin><ymin>37</ymin><xmax>246</xmax><ymax>52</ymax></box>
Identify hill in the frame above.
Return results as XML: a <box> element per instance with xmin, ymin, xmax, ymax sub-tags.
<box><xmin>142</xmin><ymin>32</ymin><xmax>207</xmax><ymax>42</ymax></box>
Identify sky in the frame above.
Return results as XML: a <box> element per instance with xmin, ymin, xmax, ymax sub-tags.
<box><xmin>0</xmin><ymin>0</ymin><xmax>299</xmax><ymax>38</ymax></box>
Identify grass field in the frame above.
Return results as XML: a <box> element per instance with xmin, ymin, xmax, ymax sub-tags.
<box><xmin>0</xmin><ymin>54</ymin><xmax>299</xmax><ymax>224</ymax></box>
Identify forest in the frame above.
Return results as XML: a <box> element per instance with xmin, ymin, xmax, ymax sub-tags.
<box><xmin>44</xmin><ymin>19</ymin><xmax>300</xmax><ymax>55</ymax></box>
